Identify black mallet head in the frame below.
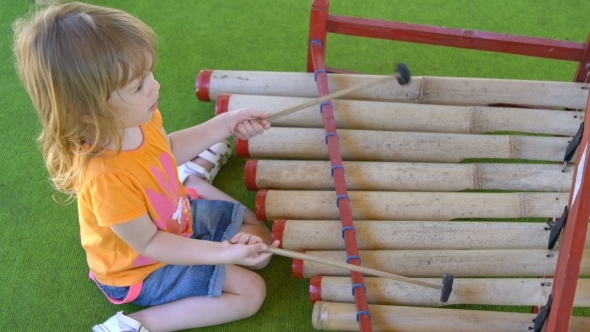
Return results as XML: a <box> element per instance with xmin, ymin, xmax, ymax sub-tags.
<box><xmin>396</xmin><ymin>63</ymin><xmax>411</xmax><ymax>85</ymax></box>
<box><xmin>440</xmin><ymin>274</ymin><xmax>454</xmax><ymax>303</ymax></box>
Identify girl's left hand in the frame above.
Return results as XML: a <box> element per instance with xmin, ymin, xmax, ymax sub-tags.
<box><xmin>230</xmin><ymin>107</ymin><xmax>271</xmax><ymax>140</ymax></box>
<box><xmin>221</xmin><ymin>234</ymin><xmax>280</xmax><ymax>266</ymax></box>
<box><xmin>229</xmin><ymin>232</ymin><xmax>263</xmax><ymax>245</ymax></box>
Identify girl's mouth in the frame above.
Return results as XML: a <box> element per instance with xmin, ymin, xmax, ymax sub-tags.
<box><xmin>149</xmin><ymin>101</ymin><xmax>158</xmax><ymax>112</ymax></box>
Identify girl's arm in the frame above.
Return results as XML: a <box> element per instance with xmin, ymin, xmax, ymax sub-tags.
<box><xmin>167</xmin><ymin>108</ymin><xmax>270</xmax><ymax>165</ymax></box>
<box><xmin>110</xmin><ymin>212</ymin><xmax>275</xmax><ymax>266</ymax></box>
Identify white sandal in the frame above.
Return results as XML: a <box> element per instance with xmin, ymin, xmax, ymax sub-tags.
<box><xmin>178</xmin><ymin>140</ymin><xmax>231</xmax><ymax>184</ymax></box>
<box><xmin>92</xmin><ymin>311</ymin><xmax>150</xmax><ymax>332</ymax></box>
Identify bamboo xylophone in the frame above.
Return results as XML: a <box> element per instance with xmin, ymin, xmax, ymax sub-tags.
<box><xmin>196</xmin><ymin>69</ymin><xmax>590</xmax><ymax>331</ymax></box>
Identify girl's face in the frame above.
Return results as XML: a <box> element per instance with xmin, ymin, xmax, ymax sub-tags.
<box><xmin>108</xmin><ymin>72</ymin><xmax>160</xmax><ymax>128</ymax></box>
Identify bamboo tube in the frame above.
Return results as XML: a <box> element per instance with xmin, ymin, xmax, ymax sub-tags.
<box><xmin>196</xmin><ymin>70</ymin><xmax>589</xmax><ymax>109</ymax></box>
<box><xmin>273</xmin><ymin>220</ymin><xmax>589</xmax><ymax>250</ymax></box>
<box><xmin>246</xmin><ymin>160</ymin><xmax>573</xmax><ymax>191</ymax></box>
<box><xmin>294</xmin><ymin>249</ymin><xmax>590</xmax><ymax>278</ymax></box>
<box><xmin>236</xmin><ymin>128</ymin><xmax>571</xmax><ymax>162</ymax></box>
<box><xmin>311</xmin><ymin>301</ymin><xmax>590</xmax><ymax>332</ymax></box>
<box><xmin>257</xmin><ymin>190</ymin><xmax>568</xmax><ymax>221</ymax></box>
<box><xmin>219</xmin><ymin>94</ymin><xmax>584</xmax><ymax>135</ymax></box>
<box><xmin>312</xmin><ymin>276</ymin><xmax>590</xmax><ymax>307</ymax></box>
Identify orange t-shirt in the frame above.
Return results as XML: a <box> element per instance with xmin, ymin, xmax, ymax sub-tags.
<box><xmin>77</xmin><ymin>110</ymin><xmax>193</xmax><ymax>286</ymax></box>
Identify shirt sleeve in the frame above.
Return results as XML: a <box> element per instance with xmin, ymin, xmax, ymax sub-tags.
<box><xmin>79</xmin><ymin>172</ymin><xmax>147</xmax><ymax>227</ymax></box>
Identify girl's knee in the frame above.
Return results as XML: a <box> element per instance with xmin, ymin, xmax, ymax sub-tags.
<box><xmin>247</xmin><ymin>273</ymin><xmax>266</xmax><ymax>309</ymax></box>
<box><xmin>235</xmin><ymin>273</ymin><xmax>266</xmax><ymax>318</ymax></box>
<box><xmin>224</xmin><ymin>266</ymin><xmax>267</xmax><ymax>316</ymax></box>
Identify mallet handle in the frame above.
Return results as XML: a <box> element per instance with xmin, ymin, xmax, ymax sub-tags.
<box><xmin>267</xmin><ymin>72</ymin><xmax>402</xmax><ymax>122</ymax></box>
<box><xmin>265</xmin><ymin>247</ymin><xmax>442</xmax><ymax>290</ymax></box>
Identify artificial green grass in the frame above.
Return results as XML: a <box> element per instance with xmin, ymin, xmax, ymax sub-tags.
<box><xmin>2</xmin><ymin>0</ymin><xmax>590</xmax><ymax>331</ymax></box>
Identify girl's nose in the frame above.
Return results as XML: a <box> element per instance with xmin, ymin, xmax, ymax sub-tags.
<box><xmin>152</xmin><ymin>79</ymin><xmax>160</xmax><ymax>95</ymax></box>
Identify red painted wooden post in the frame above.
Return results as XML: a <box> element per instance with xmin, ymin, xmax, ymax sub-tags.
<box><xmin>573</xmin><ymin>34</ymin><xmax>590</xmax><ymax>83</ymax></box>
<box><xmin>309</xmin><ymin>38</ymin><xmax>373</xmax><ymax>332</ymax></box>
<box><xmin>545</xmin><ymin>91</ymin><xmax>590</xmax><ymax>332</ymax></box>
<box><xmin>325</xmin><ymin>15</ymin><xmax>586</xmax><ymax>62</ymax></box>
<box><xmin>307</xmin><ymin>0</ymin><xmax>329</xmax><ymax>73</ymax></box>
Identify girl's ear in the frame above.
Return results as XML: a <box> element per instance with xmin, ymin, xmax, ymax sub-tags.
<box><xmin>81</xmin><ymin>113</ymin><xmax>93</xmax><ymax>123</ymax></box>
<box><xmin>75</xmin><ymin>101</ymin><xmax>94</xmax><ymax>123</ymax></box>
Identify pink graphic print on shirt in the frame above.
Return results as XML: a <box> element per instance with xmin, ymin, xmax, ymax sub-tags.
<box><xmin>133</xmin><ymin>152</ymin><xmax>192</xmax><ymax>267</ymax></box>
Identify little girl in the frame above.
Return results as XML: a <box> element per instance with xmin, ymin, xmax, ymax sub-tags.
<box><xmin>13</xmin><ymin>2</ymin><xmax>278</xmax><ymax>331</ymax></box>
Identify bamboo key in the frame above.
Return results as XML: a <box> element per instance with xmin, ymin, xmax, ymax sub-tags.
<box><xmin>264</xmin><ymin>246</ymin><xmax>454</xmax><ymax>303</ymax></box>
<box><xmin>265</xmin><ymin>63</ymin><xmax>411</xmax><ymax>122</ymax></box>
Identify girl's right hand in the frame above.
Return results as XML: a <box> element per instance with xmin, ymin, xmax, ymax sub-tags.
<box><xmin>229</xmin><ymin>107</ymin><xmax>271</xmax><ymax>140</ymax></box>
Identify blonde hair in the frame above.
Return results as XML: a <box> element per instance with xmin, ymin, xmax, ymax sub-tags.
<box><xmin>13</xmin><ymin>2</ymin><xmax>157</xmax><ymax>199</ymax></box>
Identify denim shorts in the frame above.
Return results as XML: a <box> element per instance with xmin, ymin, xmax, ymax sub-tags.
<box><xmin>96</xmin><ymin>199</ymin><xmax>245</xmax><ymax>306</ymax></box>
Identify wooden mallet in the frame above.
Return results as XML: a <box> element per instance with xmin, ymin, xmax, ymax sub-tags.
<box><xmin>265</xmin><ymin>246</ymin><xmax>454</xmax><ymax>303</ymax></box>
<box><xmin>266</xmin><ymin>63</ymin><xmax>411</xmax><ymax>122</ymax></box>
<box><xmin>235</xmin><ymin>63</ymin><xmax>411</xmax><ymax>134</ymax></box>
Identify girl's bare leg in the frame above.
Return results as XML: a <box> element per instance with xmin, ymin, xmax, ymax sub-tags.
<box><xmin>128</xmin><ymin>265</ymin><xmax>265</xmax><ymax>332</ymax></box>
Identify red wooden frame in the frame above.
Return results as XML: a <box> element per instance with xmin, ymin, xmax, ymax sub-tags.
<box><xmin>306</xmin><ymin>1</ymin><xmax>590</xmax><ymax>331</ymax></box>
<box><xmin>307</xmin><ymin>0</ymin><xmax>590</xmax><ymax>80</ymax></box>
<box><xmin>308</xmin><ymin>37</ymin><xmax>373</xmax><ymax>332</ymax></box>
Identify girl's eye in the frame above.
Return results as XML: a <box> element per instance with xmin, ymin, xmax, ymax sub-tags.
<box><xmin>135</xmin><ymin>84</ymin><xmax>143</xmax><ymax>93</ymax></box>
